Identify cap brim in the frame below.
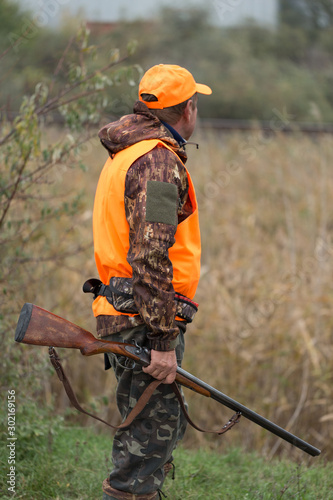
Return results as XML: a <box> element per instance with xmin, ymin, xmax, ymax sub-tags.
<box><xmin>196</xmin><ymin>83</ymin><xmax>212</xmax><ymax>95</ymax></box>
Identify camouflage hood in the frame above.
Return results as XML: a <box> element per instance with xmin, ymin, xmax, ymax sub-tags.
<box><xmin>98</xmin><ymin>101</ymin><xmax>187</xmax><ymax>163</ymax></box>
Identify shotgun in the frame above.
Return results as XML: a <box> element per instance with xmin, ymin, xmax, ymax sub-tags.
<box><xmin>15</xmin><ymin>303</ymin><xmax>321</xmax><ymax>457</ymax></box>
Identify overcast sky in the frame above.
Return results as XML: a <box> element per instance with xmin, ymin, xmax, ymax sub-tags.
<box><xmin>19</xmin><ymin>0</ymin><xmax>278</xmax><ymax>27</ymax></box>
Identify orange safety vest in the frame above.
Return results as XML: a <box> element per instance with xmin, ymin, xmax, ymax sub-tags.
<box><xmin>92</xmin><ymin>139</ymin><xmax>201</xmax><ymax>318</ymax></box>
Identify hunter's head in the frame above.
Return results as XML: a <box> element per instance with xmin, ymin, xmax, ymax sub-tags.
<box><xmin>139</xmin><ymin>64</ymin><xmax>212</xmax><ymax>140</ymax></box>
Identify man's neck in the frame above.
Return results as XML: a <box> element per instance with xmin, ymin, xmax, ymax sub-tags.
<box><xmin>161</xmin><ymin>121</ymin><xmax>186</xmax><ymax>147</ymax></box>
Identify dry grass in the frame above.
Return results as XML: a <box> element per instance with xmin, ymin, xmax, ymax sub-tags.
<box><xmin>40</xmin><ymin>126</ymin><xmax>333</xmax><ymax>461</ymax></box>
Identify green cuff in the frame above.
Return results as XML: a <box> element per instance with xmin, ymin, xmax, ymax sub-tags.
<box><xmin>148</xmin><ymin>336</ymin><xmax>179</xmax><ymax>351</ymax></box>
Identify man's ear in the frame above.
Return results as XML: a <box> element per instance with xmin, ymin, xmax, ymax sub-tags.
<box><xmin>183</xmin><ymin>99</ymin><xmax>194</xmax><ymax>122</ymax></box>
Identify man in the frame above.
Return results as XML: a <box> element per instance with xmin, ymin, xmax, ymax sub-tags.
<box><xmin>92</xmin><ymin>64</ymin><xmax>211</xmax><ymax>499</ymax></box>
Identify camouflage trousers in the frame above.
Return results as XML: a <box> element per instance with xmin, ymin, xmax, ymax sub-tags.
<box><xmin>104</xmin><ymin>323</ymin><xmax>187</xmax><ymax>496</ymax></box>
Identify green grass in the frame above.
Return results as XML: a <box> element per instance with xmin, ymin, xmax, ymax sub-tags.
<box><xmin>1</xmin><ymin>425</ymin><xmax>332</xmax><ymax>499</ymax></box>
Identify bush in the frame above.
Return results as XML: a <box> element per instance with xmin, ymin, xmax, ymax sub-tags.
<box><xmin>0</xmin><ymin>21</ymin><xmax>138</xmax><ymax>436</ymax></box>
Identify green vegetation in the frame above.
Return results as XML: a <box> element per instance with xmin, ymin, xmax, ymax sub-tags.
<box><xmin>280</xmin><ymin>0</ymin><xmax>333</xmax><ymax>33</ymax></box>
<box><xmin>0</xmin><ymin>11</ymin><xmax>139</xmax><ymax>473</ymax></box>
<box><xmin>1</xmin><ymin>1</ymin><xmax>333</xmax><ymax>121</ymax></box>
<box><xmin>99</xmin><ymin>4</ymin><xmax>333</xmax><ymax>122</ymax></box>
<box><xmin>1</xmin><ymin>2</ymin><xmax>333</xmax><ymax>496</ymax></box>
<box><xmin>0</xmin><ymin>425</ymin><xmax>332</xmax><ymax>499</ymax></box>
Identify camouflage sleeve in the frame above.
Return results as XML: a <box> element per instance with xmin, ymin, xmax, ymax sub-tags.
<box><xmin>124</xmin><ymin>144</ymin><xmax>190</xmax><ymax>351</ymax></box>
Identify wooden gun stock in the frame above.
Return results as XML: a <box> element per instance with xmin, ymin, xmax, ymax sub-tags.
<box><xmin>15</xmin><ymin>303</ymin><xmax>321</xmax><ymax>457</ymax></box>
<box><xmin>15</xmin><ymin>303</ymin><xmax>208</xmax><ymax>396</ymax></box>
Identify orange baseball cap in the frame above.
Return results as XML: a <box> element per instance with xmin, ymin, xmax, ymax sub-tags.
<box><xmin>139</xmin><ymin>64</ymin><xmax>212</xmax><ymax>109</ymax></box>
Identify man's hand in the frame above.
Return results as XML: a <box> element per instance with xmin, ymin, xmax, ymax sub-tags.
<box><xmin>142</xmin><ymin>349</ymin><xmax>177</xmax><ymax>384</ymax></box>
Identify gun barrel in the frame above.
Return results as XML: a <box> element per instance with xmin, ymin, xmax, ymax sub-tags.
<box><xmin>177</xmin><ymin>367</ymin><xmax>320</xmax><ymax>457</ymax></box>
<box><xmin>15</xmin><ymin>303</ymin><xmax>321</xmax><ymax>457</ymax></box>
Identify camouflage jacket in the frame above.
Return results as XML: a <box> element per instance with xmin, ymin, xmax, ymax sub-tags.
<box><xmin>96</xmin><ymin>101</ymin><xmax>195</xmax><ymax>351</ymax></box>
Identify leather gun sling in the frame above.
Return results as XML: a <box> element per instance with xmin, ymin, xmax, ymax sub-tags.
<box><xmin>49</xmin><ymin>347</ymin><xmax>241</xmax><ymax>435</ymax></box>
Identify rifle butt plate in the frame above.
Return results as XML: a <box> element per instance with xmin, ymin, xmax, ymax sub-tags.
<box><xmin>15</xmin><ymin>303</ymin><xmax>33</xmax><ymax>342</ymax></box>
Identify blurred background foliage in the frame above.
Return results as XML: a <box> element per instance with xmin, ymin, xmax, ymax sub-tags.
<box><xmin>1</xmin><ymin>0</ymin><xmax>333</xmax><ymax>463</ymax></box>
<box><xmin>0</xmin><ymin>0</ymin><xmax>333</xmax><ymax>121</ymax></box>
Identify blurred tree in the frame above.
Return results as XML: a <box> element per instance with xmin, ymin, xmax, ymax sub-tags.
<box><xmin>0</xmin><ymin>22</ymin><xmax>138</xmax><ymax>436</ymax></box>
<box><xmin>0</xmin><ymin>0</ymin><xmax>28</xmax><ymax>44</ymax></box>
<box><xmin>303</xmin><ymin>0</ymin><xmax>333</xmax><ymax>29</ymax></box>
<box><xmin>2</xmin><ymin>3</ymin><xmax>333</xmax><ymax>123</ymax></box>
<box><xmin>280</xmin><ymin>0</ymin><xmax>310</xmax><ymax>29</ymax></box>
<box><xmin>280</xmin><ymin>0</ymin><xmax>333</xmax><ymax>31</ymax></box>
